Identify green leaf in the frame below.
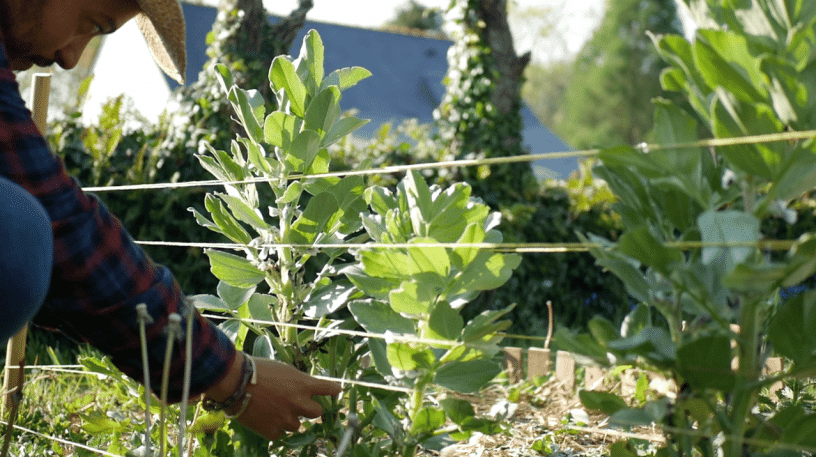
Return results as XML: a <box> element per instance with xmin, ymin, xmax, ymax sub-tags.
<box><xmin>676</xmin><ymin>336</ymin><xmax>736</xmax><ymax>391</ymax></box>
<box><xmin>343</xmin><ymin>263</ymin><xmax>401</xmax><ymax>299</ymax></box>
<box><xmin>598</xmin><ymin>145</ymin><xmax>664</xmax><ymax>176</ymax></box>
<box><xmin>389</xmin><ymin>281</ymin><xmax>433</xmax><ymax>316</ymax></box>
<box><xmin>285</xmin><ymin>129</ymin><xmax>322</xmax><ymax>172</ymax></box>
<box><xmin>767</xmin><ymin>147</ymin><xmax>816</xmax><ymax>202</ymax></box>
<box><xmin>607</xmin><ymin>327</ymin><xmax>676</xmax><ymax>366</ymax></box>
<box><xmin>228</xmin><ymin>87</ymin><xmax>264</xmax><ymax>144</ymax></box>
<box><xmin>449</xmin><ymin>252</ymin><xmax>521</xmax><ymax>293</ymax></box>
<box><xmin>452</xmin><ymin>223</ymin><xmax>485</xmax><ymax>269</ymax></box>
<box><xmin>404</xmin><ymin>171</ymin><xmax>435</xmax><ymax>235</ymax></box>
<box><xmin>553</xmin><ymin>328</ymin><xmax>616</xmax><ymax>364</ymax></box>
<box><xmin>288</xmin><ymin>191</ymin><xmax>341</xmax><ymax>244</ymax></box>
<box><xmin>205</xmin><ymin>249</ymin><xmax>265</xmax><ymax>288</ymax></box>
<box><xmin>365</xmin><ymin>186</ymin><xmax>398</xmax><ymax>215</ymax></box>
<box><xmin>407</xmin><ymin>239</ymin><xmax>450</xmax><ymax>286</ymax></box>
<box><xmin>440</xmin><ymin>397</ymin><xmax>476</xmax><ymax>425</ymax></box>
<box><xmin>594</xmin><ymin>257</ymin><xmax>651</xmax><ymax>304</ymax></box>
<box><xmin>579</xmin><ymin>391</ymin><xmax>628</xmax><ymax>415</ymax></box>
<box><xmin>698</xmin><ymin>210</ymin><xmax>760</xmax><ymax>273</ymax></box>
<box><xmin>693</xmin><ymin>30</ymin><xmax>765</xmax><ymax>102</ymax></box>
<box><xmin>781</xmin><ymin>414</ymin><xmax>816</xmax><ymax>447</ymax></box>
<box><xmin>387</xmin><ymin>342</ymin><xmax>421</xmax><ymax>371</ymax></box>
<box><xmin>609</xmin><ymin>407</ymin><xmax>655</xmax><ymax>428</ymax></box>
<box><xmin>618</xmin><ymin>226</ymin><xmax>682</xmax><ymax>276</ymax></box>
<box><xmin>277</xmin><ymin>181</ymin><xmax>302</xmax><ymax>205</ymax></box>
<box><xmin>711</xmin><ymin>96</ymin><xmax>783</xmax><ymax>179</ymax></box>
<box><xmin>213</xmin><ymin>63</ymin><xmax>234</xmax><ymax>95</ymax></box>
<box><xmin>263</xmin><ymin>112</ymin><xmax>300</xmax><ymax>149</ymax></box>
<box><xmin>323</xmin><ymin>116</ymin><xmax>369</xmax><ymax>147</ymax></box>
<box><xmin>80</xmin><ymin>413</ymin><xmax>126</xmax><ymax>434</ymax></box>
<box><xmin>425</xmin><ymin>301</ymin><xmax>463</xmax><ymax>343</ymax></box>
<box><xmin>269</xmin><ymin>56</ymin><xmax>308</xmax><ymax>117</ymax></box>
<box><xmin>348</xmin><ymin>300</ymin><xmax>415</xmax><ymax>334</ymax></box>
<box><xmin>769</xmin><ymin>290</ymin><xmax>816</xmax><ymax>366</ymax></box>
<box><xmin>411</xmin><ymin>407</ymin><xmax>446</xmax><ymax>434</ymax></box>
<box><xmin>304</xmin><ymin>87</ymin><xmax>341</xmax><ymax>136</ymax></box>
<box><xmin>217</xmin><ymin>193</ymin><xmax>268</xmax><ymax>231</ymax></box>
<box><xmin>302</xmin><ymin>282</ymin><xmax>355</xmax><ymax>319</ymax></box>
<box><xmin>204</xmin><ymin>195</ymin><xmax>252</xmax><ymax>245</ymax></box>
<box><xmin>621</xmin><ymin>303</ymin><xmax>651</xmax><ymax>338</ymax></box>
<box><xmin>189</xmin><ymin>294</ymin><xmax>229</xmax><ymax>312</ymax></box>
<box><xmin>247</xmin><ymin>294</ymin><xmax>276</xmax><ymax>323</ymax></box>
<box><xmin>434</xmin><ymin>359</ymin><xmax>500</xmax><ymax>393</ymax></box>
<box><xmin>217</xmin><ymin>281</ymin><xmax>255</xmax><ymax>311</ymax></box>
<box><xmin>239</xmin><ymin>138</ymin><xmax>271</xmax><ymax>174</ymax></box>
<box><xmin>588</xmin><ymin>316</ymin><xmax>620</xmax><ymax>347</ymax></box>
<box><xmin>461</xmin><ymin>305</ymin><xmax>515</xmax><ymax>344</ymax></box>
<box><xmin>360</xmin><ymin>249</ymin><xmax>410</xmax><ymax>279</ymax></box>
<box><xmin>321</xmin><ymin>66</ymin><xmax>372</xmax><ymax>92</ymax></box>
<box><xmin>300</xmin><ymin>29</ymin><xmax>325</xmax><ymax>88</ymax></box>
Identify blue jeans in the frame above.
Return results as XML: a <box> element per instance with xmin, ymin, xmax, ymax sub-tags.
<box><xmin>0</xmin><ymin>176</ymin><xmax>52</xmax><ymax>341</ymax></box>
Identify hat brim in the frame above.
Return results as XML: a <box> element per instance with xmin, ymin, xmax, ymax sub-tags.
<box><xmin>134</xmin><ymin>0</ymin><xmax>187</xmax><ymax>84</ymax></box>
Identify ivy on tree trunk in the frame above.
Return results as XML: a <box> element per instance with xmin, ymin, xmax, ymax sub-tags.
<box><xmin>436</xmin><ymin>0</ymin><xmax>534</xmax><ymax>207</ymax></box>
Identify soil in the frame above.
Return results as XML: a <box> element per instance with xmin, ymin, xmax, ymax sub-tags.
<box><xmin>417</xmin><ymin>376</ymin><xmax>665</xmax><ymax>457</ymax></box>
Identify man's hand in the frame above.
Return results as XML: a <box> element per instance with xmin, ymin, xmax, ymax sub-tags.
<box><xmin>204</xmin><ymin>353</ymin><xmax>342</xmax><ymax>440</ymax></box>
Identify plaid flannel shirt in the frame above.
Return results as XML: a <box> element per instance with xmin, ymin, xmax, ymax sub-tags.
<box><xmin>0</xmin><ymin>28</ymin><xmax>236</xmax><ymax>401</ymax></box>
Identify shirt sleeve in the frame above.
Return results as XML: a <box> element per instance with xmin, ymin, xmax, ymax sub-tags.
<box><xmin>0</xmin><ymin>34</ymin><xmax>237</xmax><ymax>402</ymax></box>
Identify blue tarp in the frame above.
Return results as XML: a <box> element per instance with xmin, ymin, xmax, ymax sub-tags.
<box><xmin>171</xmin><ymin>4</ymin><xmax>577</xmax><ymax>179</ymax></box>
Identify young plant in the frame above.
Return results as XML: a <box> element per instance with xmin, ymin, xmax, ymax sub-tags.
<box><xmin>188</xmin><ymin>29</ymin><xmax>372</xmax><ymax>454</ymax></box>
<box><xmin>558</xmin><ymin>2</ymin><xmax>816</xmax><ymax>456</ymax></box>
<box><xmin>342</xmin><ymin>171</ymin><xmax>521</xmax><ymax>456</ymax></box>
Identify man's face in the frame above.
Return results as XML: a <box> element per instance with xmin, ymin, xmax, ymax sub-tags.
<box><xmin>1</xmin><ymin>0</ymin><xmax>141</xmax><ymax>71</ymax></box>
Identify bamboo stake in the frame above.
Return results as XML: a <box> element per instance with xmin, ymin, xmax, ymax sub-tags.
<box><xmin>2</xmin><ymin>73</ymin><xmax>51</xmax><ymax>417</ymax></box>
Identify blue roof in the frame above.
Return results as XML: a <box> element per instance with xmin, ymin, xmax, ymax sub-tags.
<box><xmin>173</xmin><ymin>4</ymin><xmax>577</xmax><ymax>179</ymax></box>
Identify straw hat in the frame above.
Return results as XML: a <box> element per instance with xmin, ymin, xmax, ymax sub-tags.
<box><xmin>133</xmin><ymin>0</ymin><xmax>187</xmax><ymax>84</ymax></box>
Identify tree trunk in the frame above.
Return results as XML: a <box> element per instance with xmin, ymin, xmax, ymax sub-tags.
<box><xmin>215</xmin><ymin>0</ymin><xmax>313</xmax><ymax>96</ymax></box>
<box><xmin>477</xmin><ymin>0</ymin><xmax>531</xmax><ymax>115</ymax></box>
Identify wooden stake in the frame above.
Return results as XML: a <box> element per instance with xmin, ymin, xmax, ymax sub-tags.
<box><xmin>503</xmin><ymin>347</ymin><xmax>523</xmax><ymax>383</ymax></box>
<box><xmin>527</xmin><ymin>347</ymin><xmax>551</xmax><ymax>380</ymax></box>
<box><xmin>585</xmin><ymin>366</ymin><xmax>605</xmax><ymax>390</ymax></box>
<box><xmin>555</xmin><ymin>351</ymin><xmax>575</xmax><ymax>391</ymax></box>
<box><xmin>3</xmin><ymin>73</ymin><xmax>51</xmax><ymax>417</ymax></box>
<box><xmin>764</xmin><ymin>357</ymin><xmax>784</xmax><ymax>401</ymax></box>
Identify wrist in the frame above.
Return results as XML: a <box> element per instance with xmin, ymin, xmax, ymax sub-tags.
<box><xmin>202</xmin><ymin>352</ymin><xmax>257</xmax><ymax>418</ymax></box>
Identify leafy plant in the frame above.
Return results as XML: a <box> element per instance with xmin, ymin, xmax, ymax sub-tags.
<box><xmin>558</xmin><ymin>1</ymin><xmax>816</xmax><ymax>456</ymax></box>
<box><xmin>183</xmin><ymin>27</ymin><xmax>523</xmax><ymax>456</ymax></box>
<box><xmin>343</xmin><ymin>170</ymin><xmax>520</xmax><ymax>456</ymax></box>
<box><xmin>188</xmin><ymin>29</ymin><xmax>371</xmax><ymax>454</ymax></box>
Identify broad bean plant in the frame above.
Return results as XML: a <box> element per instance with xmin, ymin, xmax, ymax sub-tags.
<box><xmin>558</xmin><ymin>1</ymin><xmax>816</xmax><ymax>456</ymax></box>
<box><xmin>187</xmin><ymin>30</ymin><xmax>519</xmax><ymax>456</ymax></box>
<box><xmin>343</xmin><ymin>170</ymin><xmax>521</xmax><ymax>456</ymax></box>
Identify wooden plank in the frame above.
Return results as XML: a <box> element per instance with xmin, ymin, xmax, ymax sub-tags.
<box><xmin>503</xmin><ymin>347</ymin><xmax>523</xmax><ymax>383</ymax></box>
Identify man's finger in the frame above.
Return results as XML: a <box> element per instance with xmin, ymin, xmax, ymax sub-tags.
<box><xmin>310</xmin><ymin>379</ymin><xmax>342</xmax><ymax>396</ymax></box>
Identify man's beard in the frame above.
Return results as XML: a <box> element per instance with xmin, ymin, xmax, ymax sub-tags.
<box><xmin>0</xmin><ymin>0</ymin><xmax>50</xmax><ymax>68</ymax></box>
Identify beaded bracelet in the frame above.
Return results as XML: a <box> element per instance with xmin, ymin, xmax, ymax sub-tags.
<box><xmin>201</xmin><ymin>353</ymin><xmax>257</xmax><ymax>419</ymax></box>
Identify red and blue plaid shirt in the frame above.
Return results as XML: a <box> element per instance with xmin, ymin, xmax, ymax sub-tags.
<box><xmin>0</xmin><ymin>29</ymin><xmax>236</xmax><ymax>402</ymax></box>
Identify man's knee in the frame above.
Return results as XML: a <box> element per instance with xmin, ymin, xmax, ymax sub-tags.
<box><xmin>0</xmin><ymin>177</ymin><xmax>53</xmax><ymax>341</ymax></box>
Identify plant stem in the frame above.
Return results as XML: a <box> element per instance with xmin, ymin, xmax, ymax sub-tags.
<box><xmin>727</xmin><ymin>297</ymin><xmax>760</xmax><ymax>457</ymax></box>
